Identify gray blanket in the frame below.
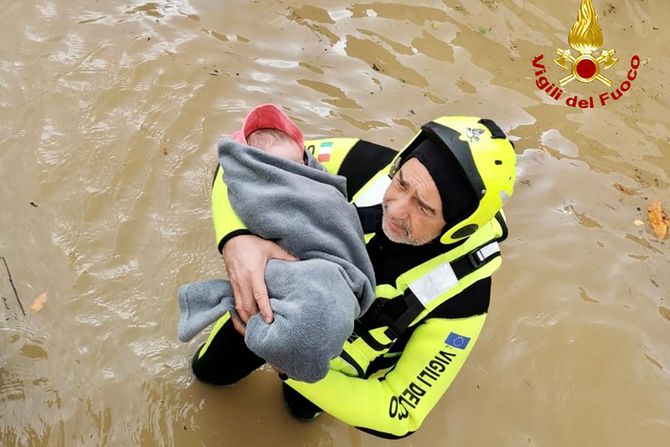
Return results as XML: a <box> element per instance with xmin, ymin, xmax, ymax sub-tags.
<box><xmin>178</xmin><ymin>139</ymin><xmax>376</xmax><ymax>383</ymax></box>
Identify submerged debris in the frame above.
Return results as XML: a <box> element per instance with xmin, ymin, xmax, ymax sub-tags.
<box><xmin>30</xmin><ymin>292</ymin><xmax>48</xmax><ymax>314</ymax></box>
<box><xmin>648</xmin><ymin>200</ymin><xmax>669</xmax><ymax>240</ymax></box>
<box><xmin>613</xmin><ymin>182</ymin><xmax>636</xmax><ymax>196</ymax></box>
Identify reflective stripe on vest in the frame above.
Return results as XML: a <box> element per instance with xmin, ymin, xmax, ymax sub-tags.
<box><xmin>409</xmin><ymin>241</ymin><xmax>499</xmax><ymax>307</ymax></box>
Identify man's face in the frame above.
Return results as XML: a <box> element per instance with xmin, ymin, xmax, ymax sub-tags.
<box><xmin>381</xmin><ymin>158</ymin><xmax>447</xmax><ymax>246</ymax></box>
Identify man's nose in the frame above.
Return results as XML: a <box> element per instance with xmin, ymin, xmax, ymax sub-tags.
<box><xmin>387</xmin><ymin>195</ymin><xmax>410</xmax><ymax>220</ymax></box>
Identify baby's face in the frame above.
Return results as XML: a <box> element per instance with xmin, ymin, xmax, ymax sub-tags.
<box><xmin>248</xmin><ymin>129</ymin><xmax>304</xmax><ymax>164</ymax></box>
<box><xmin>264</xmin><ymin>140</ymin><xmax>303</xmax><ymax>164</ymax></box>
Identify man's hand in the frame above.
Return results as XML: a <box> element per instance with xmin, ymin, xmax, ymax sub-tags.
<box><xmin>222</xmin><ymin>234</ymin><xmax>297</xmax><ymax>335</ymax></box>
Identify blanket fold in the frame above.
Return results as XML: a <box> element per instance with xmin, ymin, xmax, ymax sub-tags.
<box><xmin>178</xmin><ymin>139</ymin><xmax>376</xmax><ymax>383</ymax></box>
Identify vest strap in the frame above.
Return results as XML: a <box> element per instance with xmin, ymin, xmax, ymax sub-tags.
<box><xmin>494</xmin><ymin>211</ymin><xmax>509</xmax><ymax>242</ymax></box>
<box><xmin>381</xmin><ymin>241</ymin><xmax>500</xmax><ymax>342</ymax></box>
<box><xmin>360</xmin><ymin>329</ymin><xmax>393</xmax><ymax>351</ymax></box>
<box><xmin>339</xmin><ymin>349</ymin><xmax>365</xmax><ymax>378</ymax></box>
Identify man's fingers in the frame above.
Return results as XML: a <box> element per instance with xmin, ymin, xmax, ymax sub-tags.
<box><xmin>229</xmin><ymin>272</ymin><xmax>255</xmax><ymax>323</ymax></box>
<box><xmin>231</xmin><ymin>313</ymin><xmax>246</xmax><ymax>336</ymax></box>
<box><xmin>228</xmin><ymin>273</ymin><xmax>247</xmax><ymax>322</ymax></box>
<box><xmin>269</xmin><ymin>246</ymin><xmax>298</xmax><ymax>262</ymax></box>
<box><xmin>252</xmin><ymin>276</ymin><xmax>273</xmax><ymax>324</ymax></box>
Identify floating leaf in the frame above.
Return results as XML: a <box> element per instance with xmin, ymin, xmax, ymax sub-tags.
<box><xmin>30</xmin><ymin>292</ymin><xmax>48</xmax><ymax>313</ymax></box>
<box><xmin>613</xmin><ymin>183</ymin><xmax>636</xmax><ymax>195</ymax></box>
<box><xmin>648</xmin><ymin>200</ymin><xmax>669</xmax><ymax>240</ymax></box>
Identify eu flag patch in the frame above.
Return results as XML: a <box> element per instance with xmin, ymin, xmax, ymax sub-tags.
<box><xmin>445</xmin><ymin>332</ymin><xmax>471</xmax><ymax>350</ymax></box>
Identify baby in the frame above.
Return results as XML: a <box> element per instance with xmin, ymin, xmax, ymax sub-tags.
<box><xmin>178</xmin><ymin>104</ymin><xmax>376</xmax><ymax>382</ymax></box>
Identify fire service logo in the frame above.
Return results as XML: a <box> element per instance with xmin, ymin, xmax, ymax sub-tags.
<box><xmin>531</xmin><ymin>0</ymin><xmax>641</xmax><ymax>108</ymax></box>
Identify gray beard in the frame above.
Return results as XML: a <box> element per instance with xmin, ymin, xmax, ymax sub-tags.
<box><xmin>380</xmin><ymin>216</ymin><xmax>436</xmax><ymax>246</ymax></box>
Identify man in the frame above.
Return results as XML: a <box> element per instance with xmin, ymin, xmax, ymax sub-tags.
<box><xmin>192</xmin><ymin>108</ymin><xmax>516</xmax><ymax>439</ymax></box>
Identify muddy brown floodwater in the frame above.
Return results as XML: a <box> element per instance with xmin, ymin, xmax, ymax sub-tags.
<box><xmin>1</xmin><ymin>1</ymin><xmax>669</xmax><ymax>446</ymax></box>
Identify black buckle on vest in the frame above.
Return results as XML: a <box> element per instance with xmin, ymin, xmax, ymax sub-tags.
<box><xmin>382</xmin><ymin>292</ymin><xmax>425</xmax><ymax>343</ymax></box>
<box><xmin>467</xmin><ymin>249</ymin><xmax>487</xmax><ymax>268</ymax></box>
<box><xmin>384</xmin><ymin>326</ymin><xmax>398</xmax><ymax>341</ymax></box>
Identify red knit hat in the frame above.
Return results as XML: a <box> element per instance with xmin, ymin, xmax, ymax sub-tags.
<box><xmin>231</xmin><ymin>104</ymin><xmax>304</xmax><ymax>149</ymax></box>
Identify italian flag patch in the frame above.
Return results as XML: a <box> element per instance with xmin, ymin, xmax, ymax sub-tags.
<box><xmin>318</xmin><ymin>141</ymin><xmax>333</xmax><ymax>162</ymax></box>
